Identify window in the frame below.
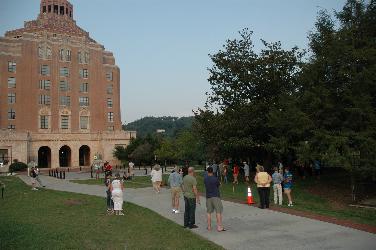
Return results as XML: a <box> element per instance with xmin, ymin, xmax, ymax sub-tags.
<box><xmin>107</xmin><ymin>98</ymin><xmax>113</xmax><ymax>108</ymax></box>
<box><xmin>61</xmin><ymin>115</ymin><xmax>69</xmax><ymax>129</ymax></box>
<box><xmin>78</xmin><ymin>51</ymin><xmax>89</xmax><ymax>64</ymax></box>
<box><xmin>39</xmin><ymin>80</ymin><xmax>51</xmax><ymax>90</ymax></box>
<box><xmin>39</xmin><ymin>95</ymin><xmax>50</xmax><ymax>105</ymax></box>
<box><xmin>107</xmin><ymin>112</ymin><xmax>114</xmax><ymax>122</ymax></box>
<box><xmin>106</xmin><ymin>71</ymin><xmax>113</xmax><ymax>81</ymax></box>
<box><xmin>79</xmin><ymin>69</ymin><xmax>89</xmax><ymax>78</ymax></box>
<box><xmin>84</xmin><ymin>52</ymin><xmax>90</xmax><ymax>64</ymax></box>
<box><xmin>48</xmin><ymin>5</ymin><xmax>51</xmax><ymax>13</ymax></box>
<box><xmin>60</xmin><ymin>67</ymin><xmax>69</xmax><ymax>77</ymax></box>
<box><xmin>8</xmin><ymin>77</ymin><xmax>16</xmax><ymax>88</ymax></box>
<box><xmin>59</xmin><ymin>80</ymin><xmax>70</xmax><ymax>91</ymax></box>
<box><xmin>80</xmin><ymin>116</ymin><xmax>89</xmax><ymax>129</ymax></box>
<box><xmin>39</xmin><ymin>46</ymin><xmax>51</xmax><ymax>59</ymax></box>
<box><xmin>8</xmin><ymin>109</ymin><xmax>15</xmax><ymax>119</ymax></box>
<box><xmin>46</xmin><ymin>47</ymin><xmax>52</xmax><ymax>59</ymax></box>
<box><xmin>40</xmin><ymin>115</ymin><xmax>48</xmax><ymax>129</ymax></box>
<box><xmin>60</xmin><ymin>96</ymin><xmax>71</xmax><ymax>106</ymax></box>
<box><xmin>8</xmin><ymin>61</ymin><xmax>16</xmax><ymax>72</ymax></box>
<box><xmin>79</xmin><ymin>83</ymin><xmax>89</xmax><ymax>92</ymax></box>
<box><xmin>8</xmin><ymin>93</ymin><xmax>16</xmax><ymax>104</ymax></box>
<box><xmin>43</xmin><ymin>5</ymin><xmax>46</xmax><ymax>13</ymax></box>
<box><xmin>40</xmin><ymin>65</ymin><xmax>50</xmax><ymax>75</ymax></box>
<box><xmin>66</xmin><ymin>49</ymin><xmax>71</xmax><ymax>61</ymax></box>
<box><xmin>59</xmin><ymin>49</ymin><xmax>64</xmax><ymax>60</ymax></box>
<box><xmin>60</xmin><ymin>49</ymin><xmax>71</xmax><ymax>61</ymax></box>
<box><xmin>79</xmin><ymin>97</ymin><xmax>89</xmax><ymax>106</ymax></box>
<box><xmin>78</xmin><ymin>51</ymin><xmax>82</xmax><ymax>63</ymax></box>
<box><xmin>8</xmin><ymin>124</ymin><xmax>15</xmax><ymax>130</ymax></box>
<box><xmin>38</xmin><ymin>46</ymin><xmax>44</xmax><ymax>58</ymax></box>
<box><xmin>108</xmin><ymin>126</ymin><xmax>114</xmax><ymax>131</ymax></box>
<box><xmin>107</xmin><ymin>84</ymin><xmax>113</xmax><ymax>94</ymax></box>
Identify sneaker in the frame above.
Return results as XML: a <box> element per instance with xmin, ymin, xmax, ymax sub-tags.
<box><xmin>172</xmin><ymin>209</ymin><xmax>176</xmax><ymax>213</ymax></box>
<box><xmin>189</xmin><ymin>225</ymin><xmax>198</xmax><ymax>229</ymax></box>
<box><xmin>119</xmin><ymin>212</ymin><xmax>124</xmax><ymax>216</ymax></box>
<box><xmin>174</xmin><ymin>210</ymin><xmax>180</xmax><ymax>214</ymax></box>
<box><xmin>32</xmin><ymin>188</ymin><xmax>38</xmax><ymax>191</ymax></box>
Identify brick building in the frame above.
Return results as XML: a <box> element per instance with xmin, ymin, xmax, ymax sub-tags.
<box><xmin>0</xmin><ymin>0</ymin><xmax>135</xmax><ymax>169</ymax></box>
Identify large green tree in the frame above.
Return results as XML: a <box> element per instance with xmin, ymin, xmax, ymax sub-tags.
<box><xmin>195</xmin><ymin>28</ymin><xmax>303</xmax><ymax>161</ymax></box>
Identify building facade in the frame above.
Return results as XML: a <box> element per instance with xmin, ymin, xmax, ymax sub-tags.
<box><xmin>0</xmin><ymin>0</ymin><xmax>135</xmax><ymax>169</ymax></box>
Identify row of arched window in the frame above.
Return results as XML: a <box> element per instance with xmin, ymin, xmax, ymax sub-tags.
<box><xmin>38</xmin><ymin>44</ymin><xmax>89</xmax><ymax>63</ymax></box>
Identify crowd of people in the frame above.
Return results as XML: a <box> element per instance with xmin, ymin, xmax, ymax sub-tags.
<box><xmin>28</xmin><ymin>157</ymin><xmax>318</xmax><ymax>229</ymax></box>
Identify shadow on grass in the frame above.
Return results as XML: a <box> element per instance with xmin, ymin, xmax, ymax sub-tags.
<box><xmin>0</xmin><ymin>176</ymin><xmax>223</xmax><ymax>250</ymax></box>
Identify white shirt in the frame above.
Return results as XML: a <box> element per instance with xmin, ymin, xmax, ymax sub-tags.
<box><xmin>151</xmin><ymin>169</ymin><xmax>162</xmax><ymax>182</ymax></box>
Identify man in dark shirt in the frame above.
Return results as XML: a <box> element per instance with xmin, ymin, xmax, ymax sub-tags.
<box><xmin>204</xmin><ymin>167</ymin><xmax>226</xmax><ymax>232</ymax></box>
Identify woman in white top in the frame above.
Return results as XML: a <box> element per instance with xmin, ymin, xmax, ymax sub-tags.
<box><xmin>150</xmin><ymin>164</ymin><xmax>162</xmax><ymax>193</ymax></box>
<box><xmin>110</xmin><ymin>173</ymin><xmax>124</xmax><ymax>215</ymax></box>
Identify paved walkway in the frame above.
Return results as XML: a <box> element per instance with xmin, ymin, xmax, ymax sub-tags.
<box><xmin>19</xmin><ymin>173</ymin><xmax>376</xmax><ymax>250</ymax></box>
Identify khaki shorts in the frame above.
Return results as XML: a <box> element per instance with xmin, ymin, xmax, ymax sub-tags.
<box><xmin>171</xmin><ymin>187</ymin><xmax>181</xmax><ymax>198</ymax></box>
<box><xmin>206</xmin><ymin>197</ymin><xmax>223</xmax><ymax>214</ymax></box>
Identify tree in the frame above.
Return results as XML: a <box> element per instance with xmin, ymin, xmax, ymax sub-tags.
<box><xmin>196</xmin><ymin>28</ymin><xmax>303</xmax><ymax>161</ymax></box>
<box><xmin>295</xmin><ymin>1</ymin><xmax>376</xmax><ymax>194</ymax></box>
<box><xmin>154</xmin><ymin>138</ymin><xmax>177</xmax><ymax>163</ymax></box>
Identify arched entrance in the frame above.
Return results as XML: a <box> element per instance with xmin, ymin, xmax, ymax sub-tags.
<box><xmin>79</xmin><ymin>145</ymin><xmax>90</xmax><ymax>166</ymax></box>
<box><xmin>59</xmin><ymin>145</ymin><xmax>71</xmax><ymax>167</ymax></box>
<box><xmin>38</xmin><ymin>146</ymin><xmax>51</xmax><ymax>168</ymax></box>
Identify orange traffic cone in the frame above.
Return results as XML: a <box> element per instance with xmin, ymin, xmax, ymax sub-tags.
<box><xmin>247</xmin><ymin>186</ymin><xmax>255</xmax><ymax>205</ymax></box>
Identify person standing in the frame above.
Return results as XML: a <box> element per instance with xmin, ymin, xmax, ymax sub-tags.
<box><xmin>104</xmin><ymin>172</ymin><xmax>114</xmax><ymax>214</ymax></box>
<box><xmin>313</xmin><ymin>160</ymin><xmax>321</xmax><ymax>179</ymax></box>
<box><xmin>254</xmin><ymin>164</ymin><xmax>272</xmax><ymax>209</ymax></box>
<box><xmin>204</xmin><ymin>166</ymin><xmax>225</xmax><ymax>232</ymax></box>
<box><xmin>110</xmin><ymin>173</ymin><xmax>124</xmax><ymax>215</ymax></box>
<box><xmin>30</xmin><ymin>167</ymin><xmax>38</xmax><ymax>190</ymax></box>
<box><xmin>93</xmin><ymin>161</ymin><xmax>101</xmax><ymax>180</ymax></box>
<box><xmin>128</xmin><ymin>161</ymin><xmax>135</xmax><ymax>179</ymax></box>
<box><xmin>283</xmin><ymin>167</ymin><xmax>293</xmax><ymax>206</ymax></box>
<box><xmin>168</xmin><ymin>167</ymin><xmax>183</xmax><ymax>213</ymax></box>
<box><xmin>151</xmin><ymin>164</ymin><xmax>162</xmax><ymax>193</ymax></box>
<box><xmin>272</xmin><ymin>167</ymin><xmax>283</xmax><ymax>205</ymax></box>
<box><xmin>243</xmin><ymin>162</ymin><xmax>250</xmax><ymax>183</ymax></box>
<box><xmin>211</xmin><ymin>161</ymin><xmax>218</xmax><ymax>177</ymax></box>
<box><xmin>182</xmin><ymin>167</ymin><xmax>200</xmax><ymax>229</ymax></box>
<box><xmin>233</xmin><ymin>163</ymin><xmax>239</xmax><ymax>184</ymax></box>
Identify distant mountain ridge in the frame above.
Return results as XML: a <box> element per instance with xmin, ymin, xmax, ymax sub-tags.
<box><xmin>123</xmin><ymin>116</ymin><xmax>194</xmax><ymax>138</ymax></box>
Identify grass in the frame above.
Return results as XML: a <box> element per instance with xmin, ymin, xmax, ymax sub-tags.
<box><xmin>195</xmin><ymin>170</ymin><xmax>376</xmax><ymax>227</ymax></box>
<box><xmin>0</xmin><ymin>176</ymin><xmax>223</xmax><ymax>250</ymax></box>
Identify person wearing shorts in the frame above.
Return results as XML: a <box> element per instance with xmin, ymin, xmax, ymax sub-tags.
<box><xmin>283</xmin><ymin>167</ymin><xmax>293</xmax><ymax>206</ymax></box>
<box><xmin>204</xmin><ymin>166</ymin><xmax>225</xmax><ymax>232</ymax></box>
<box><xmin>168</xmin><ymin>166</ymin><xmax>183</xmax><ymax>213</ymax></box>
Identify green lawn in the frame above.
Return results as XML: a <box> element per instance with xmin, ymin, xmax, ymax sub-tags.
<box><xmin>0</xmin><ymin>177</ymin><xmax>222</xmax><ymax>250</ymax></box>
<box><xmin>195</xmin><ymin>170</ymin><xmax>376</xmax><ymax>227</ymax></box>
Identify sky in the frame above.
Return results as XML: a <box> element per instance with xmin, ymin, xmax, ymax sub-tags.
<box><xmin>0</xmin><ymin>0</ymin><xmax>347</xmax><ymax>123</ymax></box>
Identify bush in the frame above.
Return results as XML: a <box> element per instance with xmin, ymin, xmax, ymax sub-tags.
<box><xmin>9</xmin><ymin>161</ymin><xmax>28</xmax><ymax>173</ymax></box>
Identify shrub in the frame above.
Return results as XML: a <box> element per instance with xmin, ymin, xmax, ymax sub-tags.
<box><xmin>9</xmin><ymin>161</ymin><xmax>28</xmax><ymax>173</ymax></box>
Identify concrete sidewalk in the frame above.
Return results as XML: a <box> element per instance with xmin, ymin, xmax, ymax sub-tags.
<box><xmin>19</xmin><ymin>174</ymin><xmax>376</xmax><ymax>250</ymax></box>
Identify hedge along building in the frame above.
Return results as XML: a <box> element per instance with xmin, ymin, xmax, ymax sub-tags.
<box><xmin>0</xmin><ymin>0</ymin><xmax>136</xmax><ymax>168</ymax></box>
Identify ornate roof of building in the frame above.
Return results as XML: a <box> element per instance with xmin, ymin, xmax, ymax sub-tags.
<box><xmin>5</xmin><ymin>1</ymin><xmax>96</xmax><ymax>43</ymax></box>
